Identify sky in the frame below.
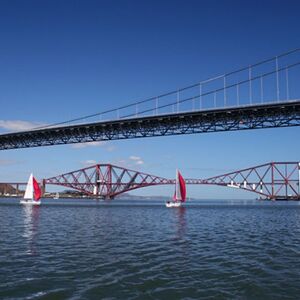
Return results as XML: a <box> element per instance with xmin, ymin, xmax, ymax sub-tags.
<box><xmin>0</xmin><ymin>0</ymin><xmax>300</xmax><ymax>198</ymax></box>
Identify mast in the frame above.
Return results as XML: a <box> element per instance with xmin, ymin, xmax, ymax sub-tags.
<box><xmin>175</xmin><ymin>169</ymin><xmax>180</xmax><ymax>200</ymax></box>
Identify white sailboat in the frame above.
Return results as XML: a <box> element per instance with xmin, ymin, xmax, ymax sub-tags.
<box><xmin>53</xmin><ymin>192</ymin><xmax>59</xmax><ymax>200</ymax></box>
<box><xmin>166</xmin><ymin>170</ymin><xmax>186</xmax><ymax>208</ymax></box>
<box><xmin>20</xmin><ymin>174</ymin><xmax>42</xmax><ymax>205</ymax></box>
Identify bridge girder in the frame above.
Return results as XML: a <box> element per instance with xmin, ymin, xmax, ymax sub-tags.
<box><xmin>0</xmin><ymin>101</ymin><xmax>300</xmax><ymax>150</ymax></box>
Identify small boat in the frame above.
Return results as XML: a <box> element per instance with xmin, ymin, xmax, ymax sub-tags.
<box><xmin>166</xmin><ymin>201</ymin><xmax>182</xmax><ymax>208</ymax></box>
<box><xmin>53</xmin><ymin>192</ymin><xmax>59</xmax><ymax>200</ymax></box>
<box><xmin>20</xmin><ymin>174</ymin><xmax>42</xmax><ymax>205</ymax></box>
<box><xmin>166</xmin><ymin>169</ymin><xmax>186</xmax><ymax>208</ymax></box>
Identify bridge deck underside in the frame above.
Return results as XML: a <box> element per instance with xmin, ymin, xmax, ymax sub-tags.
<box><xmin>0</xmin><ymin>101</ymin><xmax>300</xmax><ymax>150</ymax></box>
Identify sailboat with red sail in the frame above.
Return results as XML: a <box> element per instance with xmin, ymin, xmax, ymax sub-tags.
<box><xmin>166</xmin><ymin>170</ymin><xmax>186</xmax><ymax>208</ymax></box>
<box><xmin>20</xmin><ymin>174</ymin><xmax>42</xmax><ymax>205</ymax></box>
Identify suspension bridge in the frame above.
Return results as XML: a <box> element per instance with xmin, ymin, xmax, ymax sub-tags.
<box><xmin>1</xmin><ymin>49</ymin><xmax>300</xmax><ymax>150</ymax></box>
<box><xmin>2</xmin><ymin>162</ymin><xmax>300</xmax><ymax>200</ymax></box>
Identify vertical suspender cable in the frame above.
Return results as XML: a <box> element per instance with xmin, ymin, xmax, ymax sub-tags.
<box><xmin>286</xmin><ymin>68</ymin><xmax>290</xmax><ymax>100</ymax></box>
<box><xmin>249</xmin><ymin>66</ymin><xmax>252</xmax><ymax>104</ymax></box>
<box><xmin>276</xmin><ymin>56</ymin><xmax>280</xmax><ymax>101</ymax></box>
<box><xmin>223</xmin><ymin>76</ymin><xmax>226</xmax><ymax>107</ymax></box>
<box><xmin>260</xmin><ymin>76</ymin><xmax>264</xmax><ymax>103</ymax></box>
<box><xmin>199</xmin><ymin>83</ymin><xmax>202</xmax><ymax>110</ymax></box>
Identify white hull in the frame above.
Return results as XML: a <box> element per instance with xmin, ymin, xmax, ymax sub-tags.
<box><xmin>20</xmin><ymin>199</ymin><xmax>41</xmax><ymax>206</ymax></box>
<box><xmin>165</xmin><ymin>201</ymin><xmax>182</xmax><ymax>208</ymax></box>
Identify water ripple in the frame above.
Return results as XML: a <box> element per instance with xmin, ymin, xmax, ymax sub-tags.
<box><xmin>0</xmin><ymin>199</ymin><xmax>300</xmax><ymax>299</ymax></box>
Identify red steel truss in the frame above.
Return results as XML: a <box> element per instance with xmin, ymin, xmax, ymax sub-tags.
<box><xmin>44</xmin><ymin>164</ymin><xmax>172</xmax><ymax>199</ymax></box>
<box><xmin>186</xmin><ymin>162</ymin><xmax>300</xmax><ymax>200</ymax></box>
<box><xmin>43</xmin><ymin>162</ymin><xmax>300</xmax><ymax>200</ymax></box>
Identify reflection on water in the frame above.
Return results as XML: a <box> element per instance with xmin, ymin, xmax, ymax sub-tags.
<box><xmin>22</xmin><ymin>205</ymin><xmax>40</xmax><ymax>255</ymax></box>
<box><xmin>175</xmin><ymin>207</ymin><xmax>186</xmax><ymax>239</ymax></box>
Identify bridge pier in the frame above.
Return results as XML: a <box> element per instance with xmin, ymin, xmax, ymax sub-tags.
<box><xmin>41</xmin><ymin>179</ymin><xmax>46</xmax><ymax>196</ymax></box>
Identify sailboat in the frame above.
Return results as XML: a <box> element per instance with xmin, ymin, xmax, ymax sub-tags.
<box><xmin>20</xmin><ymin>174</ymin><xmax>42</xmax><ymax>205</ymax></box>
<box><xmin>166</xmin><ymin>170</ymin><xmax>186</xmax><ymax>208</ymax></box>
<box><xmin>53</xmin><ymin>192</ymin><xmax>59</xmax><ymax>200</ymax></box>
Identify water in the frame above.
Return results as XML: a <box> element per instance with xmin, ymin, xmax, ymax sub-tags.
<box><xmin>0</xmin><ymin>198</ymin><xmax>300</xmax><ymax>300</ymax></box>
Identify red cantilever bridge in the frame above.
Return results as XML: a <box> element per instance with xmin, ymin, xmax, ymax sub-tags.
<box><xmin>40</xmin><ymin>162</ymin><xmax>300</xmax><ymax>200</ymax></box>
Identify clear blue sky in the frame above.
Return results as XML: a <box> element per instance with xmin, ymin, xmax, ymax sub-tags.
<box><xmin>0</xmin><ymin>0</ymin><xmax>300</xmax><ymax>198</ymax></box>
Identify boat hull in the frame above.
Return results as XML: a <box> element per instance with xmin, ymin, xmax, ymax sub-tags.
<box><xmin>165</xmin><ymin>201</ymin><xmax>182</xmax><ymax>208</ymax></box>
<box><xmin>20</xmin><ymin>199</ymin><xmax>41</xmax><ymax>206</ymax></box>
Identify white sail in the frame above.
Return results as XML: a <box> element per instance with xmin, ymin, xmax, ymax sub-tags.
<box><xmin>174</xmin><ymin>170</ymin><xmax>181</xmax><ymax>200</ymax></box>
<box><xmin>24</xmin><ymin>174</ymin><xmax>33</xmax><ymax>199</ymax></box>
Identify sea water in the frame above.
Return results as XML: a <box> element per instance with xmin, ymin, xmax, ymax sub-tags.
<box><xmin>0</xmin><ymin>198</ymin><xmax>300</xmax><ymax>299</ymax></box>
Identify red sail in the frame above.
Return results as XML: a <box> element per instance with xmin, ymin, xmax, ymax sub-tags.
<box><xmin>33</xmin><ymin>177</ymin><xmax>41</xmax><ymax>201</ymax></box>
<box><xmin>178</xmin><ymin>171</ymin><xmax>186</xmax><ymax>202</ymax></box>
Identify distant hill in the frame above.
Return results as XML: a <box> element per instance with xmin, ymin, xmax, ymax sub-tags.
<box><xmin>0</xmin><ymin>183</ymin><xmax>17</xmax><ymax>195</ymax></box>
<box><xmin>115</xmin><ymin>193</ymin><xmax>171</xmax><ymax>200</ymax></box>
